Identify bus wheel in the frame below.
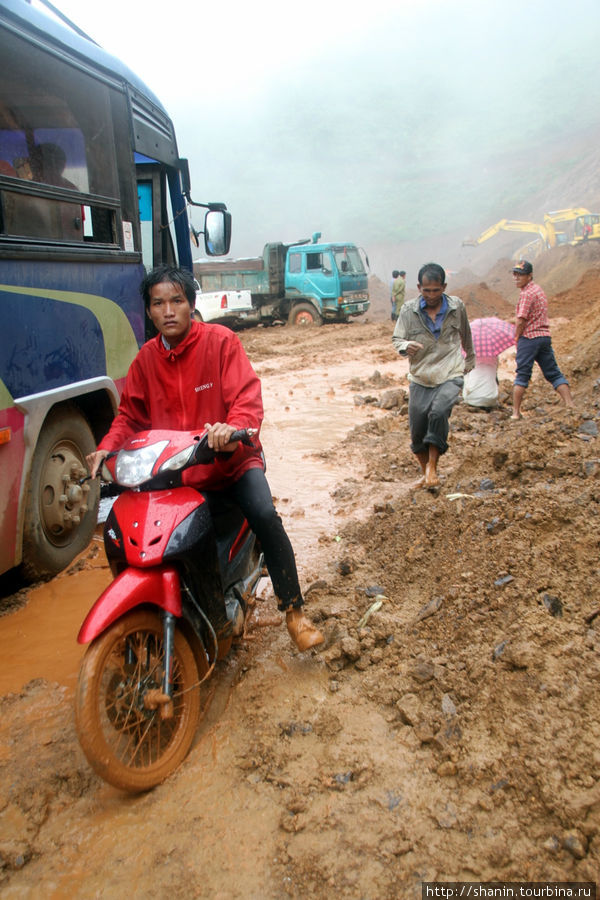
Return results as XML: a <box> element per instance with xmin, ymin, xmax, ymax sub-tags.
<box><xmin>22</xmin><ymin>406</ymin><xmax>100</xmax><ymax>582</ymax></box>
<box><xmin>288</xmin><ymin>303</ymin><xmax>323</xmax><ymax>327</ymax></box>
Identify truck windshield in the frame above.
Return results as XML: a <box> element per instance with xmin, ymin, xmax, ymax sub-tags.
<box><xmin>334</xmin><ymin>247</ymin><xmax>365</xmax><ymax>275</ymax></box>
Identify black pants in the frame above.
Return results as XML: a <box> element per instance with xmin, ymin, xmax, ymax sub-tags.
<box><xmin>207</xmin><ymin>467</ymin><xmax>303</xmax><ymax>612</ymax></box>
<box><xmin>408</xmin><ymin>378</ymin><xmax>463</xmax><ymax>455</ymax></box>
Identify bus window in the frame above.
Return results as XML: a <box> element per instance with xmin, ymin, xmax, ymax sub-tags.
<box><xmin>2</xmin><ymin>189</ymin><xmax>83</xmax><ymax>240</ymax></box>
<box><xmin>0</xmin><ymin>28</ymin><xmax>128</xmax><ymax>247</ymax></box>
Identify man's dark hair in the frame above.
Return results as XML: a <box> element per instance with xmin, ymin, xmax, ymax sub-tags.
<box><xmin>417</xmin><ymin>262</ymin><xmax>446</xmax><ymax>285</ymax></box>
<box><xmin>399</xmin><ymin>270</ymin><xmax>406</xmax><ymax>277</ymax></box>
<box><xmin>392</xmin><ymin>270</ymin><xmax>400</xmax><ymax>278</ymax></box>
<box><xmin>140</xmin><ymin>265</ymin><xmax>196</xmax><ymax>308</ymax></box>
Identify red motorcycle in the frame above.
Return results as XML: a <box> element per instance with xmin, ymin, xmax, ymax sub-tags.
<box><xmin>75</xmin><ymin>428</ymin><xmax>263</xmax><ymax>792</ymax></box>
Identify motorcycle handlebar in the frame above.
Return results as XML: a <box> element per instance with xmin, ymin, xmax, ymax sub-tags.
<box><xmin>193</xmin><ymin>427</ymin><xmax>257</xmax><ymax>464</ymax></box>
<box><xmin>229</xmin><ymin>428</ymin><xmax>257</xmax><ymax>446</ymax></box>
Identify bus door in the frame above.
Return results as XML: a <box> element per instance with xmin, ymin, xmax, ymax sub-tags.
<box><xmin>135</xmin><ymin>158</ymin><xmax>177</xmax><ymax>268</ymax></box>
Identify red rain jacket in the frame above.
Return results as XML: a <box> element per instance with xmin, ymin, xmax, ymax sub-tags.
<box><xmin>98</xmin><ymin>320</ymin><xmax>264</xmax><ymax>489</ymax></box>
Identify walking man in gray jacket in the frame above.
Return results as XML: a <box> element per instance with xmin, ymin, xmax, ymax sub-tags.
<box><xmin>392</xmin><ymin>262</ymin><xmax>475</xmax><ymax>488</ymax></box>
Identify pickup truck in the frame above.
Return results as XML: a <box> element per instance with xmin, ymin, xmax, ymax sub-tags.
<box><xmin>194</xmin><ymin>288</ymin><xmax>254</xmax><ymax>328</ymax></box>
<box><xmin>193</xmin><ymin>232</ymin><xmax>370</xmax><ymax>326</ymax></box>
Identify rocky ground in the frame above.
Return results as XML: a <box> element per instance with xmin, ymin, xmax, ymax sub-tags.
<box><xmin>1</xmin><ymin>245</ymin><xmax>599</xmax><ymax>897</ymax></box>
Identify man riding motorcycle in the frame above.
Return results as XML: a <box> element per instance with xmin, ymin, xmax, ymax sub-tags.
<box><xmin>87</xmin><ymin>264</ymin><xmax>324</xmax><ymax>653</ymax></box>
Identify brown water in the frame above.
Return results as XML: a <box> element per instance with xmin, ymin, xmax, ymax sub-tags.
<box><xmin>0</xmin><ymin>539</ymin><xmax>110</xmax><ymax>696</ymax></box>
<box><xmin>257</xmin><ymin>357</ymin><xmax>395</xmax><ymax>554</ymax></box>
<box><xmin>0</xmin><ymin>355</ymin><xmax>401</xmax><ymax>697</ymax></box>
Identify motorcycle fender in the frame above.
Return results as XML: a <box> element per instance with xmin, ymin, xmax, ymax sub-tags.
<box><xmin>78</xmin><ymin>566</ymin><xmax>182</xmax><ymax>644</ymax></box>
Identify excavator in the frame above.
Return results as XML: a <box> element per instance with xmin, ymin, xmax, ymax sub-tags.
<box><xmin>572</xmin><ymin>213</ymin><xmax>600</xmax><ymax>244</ymax></box>
<box><xmin>463</xmin><ymin>208</ymin><xmax>597</xmax><ymax>258</ymax></box>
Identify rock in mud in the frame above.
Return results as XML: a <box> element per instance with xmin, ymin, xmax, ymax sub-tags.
<box><xmin>337</xmin><ymin>558</ymin><xmax>355</xmax><ymax>576</ymax></box>
<box><xmin>542</xmin><ymin>593</ymin><xmax>563</xmax><ymax>617</ymax></box>
<box><xmin>441</xmin><ymin>694</ymin><xmax>457</xmax><ymax>717</ymax></box>
<box><xmin>396</xmin><ymin>693</ymin><xmax>420</xmax><ymax>726</ymax></box>
<box><xmin>378</xmin><ymin>388</ymin><xmax>406</xmax><ymax>409</ymax></box>
<box><xmin>414</xmin><ymin>722</ymin><xmax>434</xmax><ymax>743</ymax></box>
<box><xmin>542</xmin><ymin>835</ymin><xmax>561</xmax><ymax>854</ymax></box>
<box><xmin>579</xmin><ymin>420</ymin><xmax>599</xmax><ymax>437</ymax></box>
<box><xmin>494</xmin><ymin>574</ymin><xmax>514</xmax><ymax>586</ymax></box>
<box><xmin>499</xmin><ymin>641</ymin><xmax>535</xmax><ymax>669</ymax></box>
<box><xmin>410</xmin><ymin>659</ymin><xmax>435</xmax><ymax>683</ymax></box>
<box><xmin>486</xmin><ymin>517</ymin><xmax>505</xmax><ymax>534</ymax></box>
<box><xmin>436</xmin><ymin>802</ymin><xmax>458</xmax><ymax>829</ymax></box>
<box><xmin>436</xmin><ymin>761</ymin><xmax>457</xmax><ymax>777</ymax></box>
<box><xmin>413</xmin><ymin>596</ymin><xmax>443</xmax><ymax>623</ymax></box>
<box><xmin>562</xmin><ymin>829</ymin><xmax>587</xmax><ymax>859</ymax></box>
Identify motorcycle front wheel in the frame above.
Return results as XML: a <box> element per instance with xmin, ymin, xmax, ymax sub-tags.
<box><xmin>75</xmin><ymin>609</ymin><xmax>202</xmax><ymax>792</ymax></box>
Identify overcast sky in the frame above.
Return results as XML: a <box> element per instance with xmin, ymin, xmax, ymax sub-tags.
<box><xmin>52</xmin><ymin>0</ymin><xmax>398</xmax><ymax>100</ymax></box>
<box><xmin>42</xmin><ymin>0</ymin><xmax>600</xmax><ymax>275</ymax></box>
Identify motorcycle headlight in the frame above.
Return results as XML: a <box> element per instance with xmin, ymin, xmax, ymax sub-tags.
<box><xmin>159</xmin><ymin>444</ymin><xmax>196</xmax><ymax>472</ymax></box>
<box><xmin>115</xmin><ymin>440</ymin><xmax>169</xmax><ymax>487</ymax></box>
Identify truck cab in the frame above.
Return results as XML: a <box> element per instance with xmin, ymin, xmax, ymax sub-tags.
<box><xmin>285</xmin><ymin>239</ymin><xmax>369</xmax><ymax>325</ymax></box>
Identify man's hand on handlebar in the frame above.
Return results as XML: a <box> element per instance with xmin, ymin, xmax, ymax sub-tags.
<box><xmin>204</xmin><ymin>422</ymin><xmax>240</xmax><ymax>454</ymax></box>
<box><xmin>86</xmin><ymin>449</ymin><xmax>109</xmax><ymax>479</ymax></box>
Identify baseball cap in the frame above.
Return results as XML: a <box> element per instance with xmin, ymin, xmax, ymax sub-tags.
<box><xmin>512</xmin><ymin>260</ymin><xmax>533</xmax><ymax>275</ymax></box>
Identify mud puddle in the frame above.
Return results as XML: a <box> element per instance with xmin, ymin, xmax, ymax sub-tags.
<box><xmin>0</xmin><ymin>539</ymin><xmax>110</xmax><ymax>696</ymax></box>
<box><xmin>257</xmin><ymin>356</ymin><xmax>395</xmax><ymax>557</ymax></box>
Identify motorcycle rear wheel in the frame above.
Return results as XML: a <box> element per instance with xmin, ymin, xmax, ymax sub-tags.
<box><xmin>75</xmin><ymin>609</ymin><xmax>203</xmax><ymax>792</ymax></box>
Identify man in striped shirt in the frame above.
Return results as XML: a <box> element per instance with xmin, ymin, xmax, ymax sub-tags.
<box><xmin>511</xmin><ymin>259</ymin><xmax>574</xmax><ymax>420</ymax></box>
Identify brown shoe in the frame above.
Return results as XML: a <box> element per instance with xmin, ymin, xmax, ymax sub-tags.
<box><xmin>286</xmin><ymin>609</ymin><xmax>324</xmax><ymax>652</ymax></box>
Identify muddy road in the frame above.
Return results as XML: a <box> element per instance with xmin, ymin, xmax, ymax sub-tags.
<box><xmin>1</xmin><ymin>259</ymin><xmax>600</xmax><ymax>897</ymax></box>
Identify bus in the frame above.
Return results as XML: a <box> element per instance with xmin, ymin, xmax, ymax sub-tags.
<box><xmin>0</xmin><ymin>0</ymin><xmax>231</xmax><ymax>582</ymax></box>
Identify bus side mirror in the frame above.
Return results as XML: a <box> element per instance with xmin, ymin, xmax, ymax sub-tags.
<box><xmin>205</xmin><ymin>209</ymin><xmax>232</xmax><ymax>256</ymax></box>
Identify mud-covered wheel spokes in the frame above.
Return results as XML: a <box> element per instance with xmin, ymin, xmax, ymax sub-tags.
<box><xmin>76</xmin><ymin>610</ymin><xmax>201</xmax><ymax>792</ymax></box>
<box><xmin>103</xmin><ymin>631</ymin><xmax>185</xmax><ymax>767</ymax></box>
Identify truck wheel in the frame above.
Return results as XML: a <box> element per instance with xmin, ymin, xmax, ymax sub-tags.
<box><xmin>288</xmin><ymin>303</ymin><xmax>323</xmax><ymax>327</ymax></box>
<box><xmin>21</xmin><ymin>405</ymin><xmax>100</xmax><ymax>582</ymax></box>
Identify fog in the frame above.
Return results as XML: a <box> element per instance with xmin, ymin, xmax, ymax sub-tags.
<box><xmin>51</xmin><ymin>0</ymin><xmax>600</xmax><ymax>279</ymax></box>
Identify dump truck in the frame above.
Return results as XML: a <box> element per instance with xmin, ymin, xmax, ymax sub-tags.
<box><xmin>193</xmin><ymin>232</ymin><xmax>370</xmax><ymax>327</ymax></box>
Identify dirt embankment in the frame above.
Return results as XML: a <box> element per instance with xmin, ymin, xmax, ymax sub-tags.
<box><xmin>1</xmin><ymin>246</ymin><xmax>600</xmax><ymax>896</ymax></box>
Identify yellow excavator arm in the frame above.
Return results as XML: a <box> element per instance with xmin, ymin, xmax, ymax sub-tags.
<box><xmin>545</xmin><ymin>207</ymin><xmax>590</xmax><ymax>223</ymax></box>
<box><xmin>464</xmin><ymin>208</ymin><xmax>600</xmax><ymax>252</ymax></box>
<box><xmin>463</xmin><ymin>219</ymin><xmax>550</xmax><ymax>247</ymax></box>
